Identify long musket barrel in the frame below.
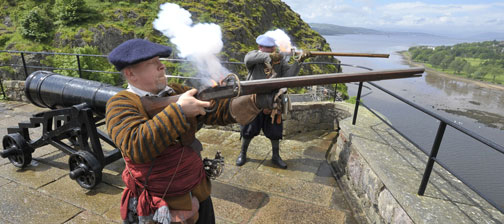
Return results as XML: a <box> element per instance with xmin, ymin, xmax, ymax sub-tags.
<box><xmin>24</xmin><ymin>67</ymin><xmax>424</xmax><ymax>116</ymax></box>
<box><xmin>307</xmin><ymin>51</ymin><xmax>390</xmax><ymax>58</ymax></box>
<box><xmin>197</xmin><ymin>67</ymin><xmax>423</xmax><ymax>101</ymax></box>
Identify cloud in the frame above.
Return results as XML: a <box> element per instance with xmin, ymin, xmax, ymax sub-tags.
<box><xmin>281</xmin><ymin>0</ymin><xmax>504</xmax><ymax>34</ymax></box>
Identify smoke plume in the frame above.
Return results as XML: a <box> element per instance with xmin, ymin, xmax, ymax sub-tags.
<box><xmin>264</xmin><ymin>29</ymin><xmax>295</xmax><ymax>53</ymax></box>
<box><xmin>153</xmin><ymin>3</ymin><xmax>228</xmax><ymax>87</ymax></box>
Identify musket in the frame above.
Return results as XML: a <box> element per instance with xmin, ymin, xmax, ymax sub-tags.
<box><xmin>290</xmin><ymin>49</ymin><xmax>389</xmax><ymax>58</ymax></box>
<box><xmin>141</xmin><ymin>67</ymin><xmax>424</xmax><ymax>117</ymax></box>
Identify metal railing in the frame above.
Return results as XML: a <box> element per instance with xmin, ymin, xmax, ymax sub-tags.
<box><xmin>1</xmin><ymin>50</ymin><xmax>502</xmax><ymax>213</ymax></box>
<box><xmin>351</xmin><ymin>66</ymin><xmax>504</xmax><ymax>213</ymax></box>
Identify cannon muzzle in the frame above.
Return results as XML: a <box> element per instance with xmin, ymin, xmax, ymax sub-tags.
<box><xmin>25</xmin><ymin>71</ymin><xmax>124</xmax><ymax>115</ymax></box>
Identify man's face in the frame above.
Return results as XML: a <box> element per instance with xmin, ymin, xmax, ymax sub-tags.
<box><xmin>124</xmin><ymin>56</ymin><xmax>167</xmax><ymax>94</ymax></box>
<box><xmin>258</xmin><ymin>45</ymin><xmax>276</xmax><ymax>53</ymax></box>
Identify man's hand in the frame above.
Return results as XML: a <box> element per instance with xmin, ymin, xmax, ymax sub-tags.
<box><xmin>255</xmin><ymin>88</ymin><xmax>288</xmax><ymax>109</ymax></box>
<box><xmin>296</xmin><ymin>51</ymin><xmax>311</xmax><ymax>63</ymax></box>
<box><xmin>269</xmin><ymin>52</ymin><xmax>284</xmax><ymax>64</ymax></box>
<box><xmin>176</xmin><ymin>89</ymin><xmax>211</xmax><ymax>117</ymax></box>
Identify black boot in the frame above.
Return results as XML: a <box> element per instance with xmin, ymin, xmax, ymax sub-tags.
<box><xmin>271</xmin><ymin>140</ymin><xmax>287</xmax><ymax>169</ymax></box>
<box><xmin>236</xmin><ymin>137</ymin><xmax>252</xmax><ymax>166</ymax></box>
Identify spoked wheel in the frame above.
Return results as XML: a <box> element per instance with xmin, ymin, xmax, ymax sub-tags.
<box><xmin>68</xmin><ymin>150</ymin><xmax>102</xmax><ymax>189</ymax></box>
<box><xmin>1</xmin><ymin>133</ymin><xmax>33</xmax><ymax>168</ymax></box>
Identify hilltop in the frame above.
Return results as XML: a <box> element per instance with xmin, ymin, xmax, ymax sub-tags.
<box><xmin>0</xmin><ymin>0</ymin><xmax>342</xmax><ymax>90</ymax></box>
<box><xmin>309</xmin><ymin>23</ymin><xmax>442</xmax><ymax>38</ymax></box>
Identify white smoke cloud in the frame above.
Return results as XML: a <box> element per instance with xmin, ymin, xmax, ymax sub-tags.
<box><xmin>153</xmin><ymin>3</ymin><xmax>228</xmax><ymax>87</ymax></box>
<box><xmin>264</xmin><ymin>29</ymin><xmax>295</xmax><ymax>53</ymax></box>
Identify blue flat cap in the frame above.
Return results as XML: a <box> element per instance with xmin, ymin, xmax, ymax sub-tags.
<box><xmin>108</xmin><ymin>39</ymin><xmax>172</xmax><ymax>71</ymax></box>
<box><xmin>256</xmin><ymin>34</ymin><xmax>276</xmax><ymax>47</ymax></box>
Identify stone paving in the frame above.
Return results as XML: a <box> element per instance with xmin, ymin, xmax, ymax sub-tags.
<box><xmin>0</xmin><ymin>101</ymin><xmax>356</xmax><ymax>224</ymax></box>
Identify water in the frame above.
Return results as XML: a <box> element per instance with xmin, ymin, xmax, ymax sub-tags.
<box><xmin>324</xmin><ymin>34</ymin><xmax>504</xmax><ymax>210</ymax></box>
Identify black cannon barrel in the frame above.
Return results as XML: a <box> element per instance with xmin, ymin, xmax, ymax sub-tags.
<box><xmin>25</xmin><ymin>71</ymin><xmax>124</xmax><ymax>114</ymax></box>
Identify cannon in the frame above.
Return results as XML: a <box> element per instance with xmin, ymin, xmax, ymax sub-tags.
<box><xmin>1</xmin><ymin>71</ymin><xmax>124</xmax><ymax>189</ymax></box>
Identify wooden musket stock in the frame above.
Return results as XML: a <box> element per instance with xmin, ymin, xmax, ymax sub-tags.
<box><xmin>141</xmin><ymin>67</ymin><xmax>424</xmax><ymax>115</ymax></box>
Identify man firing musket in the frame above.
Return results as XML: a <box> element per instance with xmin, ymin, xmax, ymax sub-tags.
<box><xmin>234</xmin><ymin>32</ymin><xmax>390</xmax><ymax>169</ymax></box>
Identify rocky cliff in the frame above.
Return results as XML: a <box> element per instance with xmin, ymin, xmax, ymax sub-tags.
<box><xmin>0</xmin><ymin>0</ymin><xmax>341</xmax><ymax>88</ymax></box>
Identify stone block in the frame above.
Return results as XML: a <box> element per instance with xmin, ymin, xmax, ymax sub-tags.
<box><xmin>378</xmin><ymin>189</ymin><xmax>395</xmax><ymax>223</ymax></box>
<box><xmin>231</xmin><ymin>168</ymin><xmax>334</xmax><ymax>207</ymax></box>
<box><xmin>0</xmin><ymin>160</ymin><xmax>68</xmax><ymax>189</ymax></box>
<box><xmin>0</xmin><ymin>182</ymin><xmax>81</xmax><ymax>224</ymax></box>
<box><xmin>250</xmin><ymin>195</ymin><xmax>347</xmax><ymax>224</ymax></box>
<box><xmin>212</xmin><ymin>181</ymin><xmax>267</xmax><ymax>223</ymax></box>
<box><xmin>39</xmin><ymin>176</ymin><xmax>123</xmax><ymax>215</ymax></box>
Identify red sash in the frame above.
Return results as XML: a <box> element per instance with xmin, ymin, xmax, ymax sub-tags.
<box><xmin>120</xmin><ymin>144</ymin><xmax>205</xmax><ymax>220</ymax></box>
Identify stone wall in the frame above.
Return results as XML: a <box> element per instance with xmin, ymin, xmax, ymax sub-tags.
<box><xmin>329</xmin><ymin>103</ymin><xmax>504</xmax><ymax>224</ymax></box>
<box><xmin>1</xmin><ymin>80</ymin><xmax>27</xmax><ymax>102</ymax></box>
<box><xmin>205</xmin><ymin>101</ymin><xmax>351</xmax><ymax>137</ymax></box>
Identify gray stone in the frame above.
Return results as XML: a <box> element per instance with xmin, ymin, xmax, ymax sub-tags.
<box><xmin>212</xmin><ymin>181</ymin><xmax>267</xmax><ymax>223</ymax></box>
<box><xmin>0</xmin><ymin>160</ymin><xmax>68</xmax><ymax>189</ymax></box>
<box><xmin>0</xmin><ymin>182</ymin><xmax>81</xmax><ymax>224</ymax></box>
<box><xmin>250</xmin><ymin>195</ymin><xmax>347</xmax><ymax>224</ymax></box>
<box><xmin>331</xmin><ymin>103</ymin><xmax>504</xmax><ymax>224</ymax></box>
<box><xmin>65</xmin><ymin>210</ymin><xmax>119</xmax><ymax>224</ymax></box>
<box><xmin>231</xmin><ymin>168</ymin><xmax>335</xmax><ymax>207</ymax></box>
<box><xmin>39</xmin><ymin>177</ymin><xmax>123</xmax><ymax>215</ymax></box>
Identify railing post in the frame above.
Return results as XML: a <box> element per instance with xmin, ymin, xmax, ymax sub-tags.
<box><xmin>333</xmin><ymin>84</ymin><xmax>337</xmax><ymax>102</ymax></box>
<box><xmin>418</xmin><ymin>121</ymin><xmax>447</xmax><ymax>195</ymax></box>
<box><xmin>0</xmin><ymin>78</ymin><xmax>6</xmax><ymax>100</ymax></box>
<box><xmin>20</xmin><ymin>52</ymin><xmax>28</xmax><ymax>78</ymax></box>
<box><xmin>352</xmin><ymin>81</ymin><xmax>363</xmax><ymax>125</ymax></box>
<box><xmin>76</xmin><ymin>55</ymin><xmax>82</xmax><ymax>78</ymax></box>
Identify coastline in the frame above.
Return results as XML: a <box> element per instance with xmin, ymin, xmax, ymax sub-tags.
<box><xmin>399</xmin><ymin>51</ymin><xmax>504</xmax><ymax>91</ymax></box>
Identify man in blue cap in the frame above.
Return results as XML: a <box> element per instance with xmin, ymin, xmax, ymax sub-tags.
<box><xmin>106</xmin><ymin>39</ymin><xmax>275</xmax><ymax>224</ymax></box>
<box><xmin>236</xmin><ymin>33</ymin><xmax>309</xmax><ymax>169</ymax></box>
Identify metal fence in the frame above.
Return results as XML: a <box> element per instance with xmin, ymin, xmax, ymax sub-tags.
<box><xmin>352</xmin><ymin>66</ymin><xmax>504</xmax><ymax>213</ymax></box>
<box><xmin>1</xmin><ymin>50</ymin><xmax>502</xmax><ymax>213</ymax></box>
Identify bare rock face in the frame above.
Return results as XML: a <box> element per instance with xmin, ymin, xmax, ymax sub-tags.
<box><xmin>0</xmin><ymin>53</ymin><xmax>48</xmax><ymax>81</ymax></box>
<box><xmin>53</xmin><ymin>29</ymin><xmax>87</xmax><ymax>49</ymax></box>
<box><xmin>2</xmin><ymin>15</ymin><xmax>12</xmax><ymax>27</ymax></box>
<box><xmin>90</xmin><ymin>25</ymin><xmax>135</xmax><ymax>54</ymax></box>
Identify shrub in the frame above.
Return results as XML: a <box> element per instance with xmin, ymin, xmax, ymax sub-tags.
<box><xmin>54</xmin><ymin>0</ymin><xmax>91</xmax><ymax>25</ymax></box>
<box><xmin>20</xmin><ymin>7</ymin><xmax>53</xmax><ymax>42</ymax></box>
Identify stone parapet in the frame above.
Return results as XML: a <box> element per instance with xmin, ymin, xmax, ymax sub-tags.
<box><xmin>1</xmin><ymin>80</ymin><xmax>27</xmax><ymax>102</ymax></box>
<box><xmin>329</xmin><ymin>102</ymin><xmax>504</xmax><ymax>223</ymax></box>
<box><xmin>206</xmin><ymin>101</ymin><xmax>352</xmax><ymax>137</ymax></box>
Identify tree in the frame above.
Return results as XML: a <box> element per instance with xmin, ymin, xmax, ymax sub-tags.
<box><xmin>463</xmin><ymin>63</ymin><xmax>476</xmax><ymax>78</ymax></box>
<box><xmin>428</xmin><ymin>51</ymin><xmax>446</xmax><ymax>67</ymax></box>
<box><xmin>51</xmin><ymin>46</ymin><xmax>121</xmax><ymax>85</ymax></box>
<box><xmin>440</xmin><ymin>55</ymin><xmax>454</xmax><ymax>70</ymax></box>
<box><xmin>54</xmin><ymin>0</ymin><xmax>91</xmax><ymax>25</ymax></box>
<box><xmin>20</xmin><ymin>7</ymin><xmax>53</xmax><ymax>42</ymax></box>
<box><xmin>486</xmin><ymin>67</ymin><xmax>503</xmax><ymax>83</ymax></box>
<box><xmin>449</xmin><ymin>58</ymin><xmax>467</xmax><ymax>74</ymax></box>
<box><xmin>473</xmin><ymin>68</ymin><xmax>487</xmax><ymax>80</ymax></box>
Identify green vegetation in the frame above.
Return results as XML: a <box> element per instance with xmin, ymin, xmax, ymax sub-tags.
<box><xmin>0</xmin><ymin>0</ymin><xmax>345</xmax><ymax>96</ymax></box>
<box><xmin>408</xmin><ymin>41</ymin><xmax>504</xmax><ymax>85</ymax></box>
<box><xmin>20</xmin><ymin>7</ymin><xmax>53</xmax><ymax>42</ymax></box>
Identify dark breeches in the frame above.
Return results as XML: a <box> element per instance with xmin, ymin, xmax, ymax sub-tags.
<box><xmin>240</xmin><ymin>112</ymin><xmax>283</xmax><ymax>140</ymax></box>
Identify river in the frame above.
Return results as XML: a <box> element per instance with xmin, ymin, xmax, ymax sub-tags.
<box><xmin>323</xmin><ymin>34</ymin><xmax>504</xmax><ymax>209</ymax></box>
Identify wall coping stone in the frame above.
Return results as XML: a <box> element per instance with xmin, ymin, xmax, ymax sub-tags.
<box><xmin>330</xmin><ymin>102</ymin><xmax>503</xmax><ymax>223</ymax></box>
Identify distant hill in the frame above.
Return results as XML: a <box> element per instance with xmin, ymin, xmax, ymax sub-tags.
<box><xmin>309</xmin><ymin>23</ymin><xmax>385</xmax><ymax>35</ymax></box>
<box><xmin>464</xmin><ymin>32</ymin><xmax>504</xmax><ymax>41</ymax></box>
<box><xmin>309</xmin><ymin>23</ymin><xmax>442</xmax><ymax>38</ymax></box>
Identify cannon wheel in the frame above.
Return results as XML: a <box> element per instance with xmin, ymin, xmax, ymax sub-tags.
<box><xmin>68</xmin><ymin>151</ymin><xmax>102</xmax><ymax>189</ymax></box>
<box><xmin>2</xmin><ymin>133</ymin><xmax>32</xmax><ymax>168</ymax></box>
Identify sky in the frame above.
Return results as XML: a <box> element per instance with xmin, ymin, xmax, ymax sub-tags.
<box><xmin>281</xmin><ymin>0</ymin><xmax>504</xmax><ymax>36</ymax></box>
